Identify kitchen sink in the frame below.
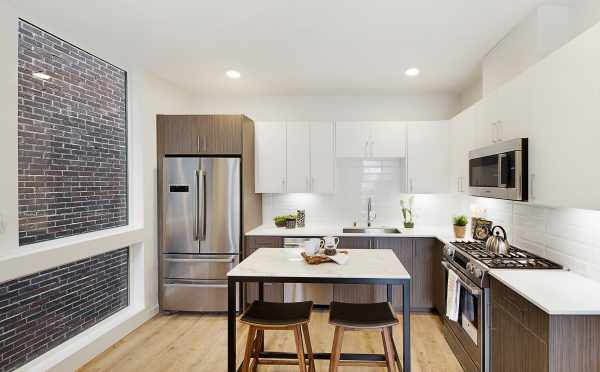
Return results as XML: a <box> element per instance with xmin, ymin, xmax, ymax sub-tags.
<box><xmin>342</xmin><ymin>227</ymin><xmax>401</xmax><ymax>234</ymax></box>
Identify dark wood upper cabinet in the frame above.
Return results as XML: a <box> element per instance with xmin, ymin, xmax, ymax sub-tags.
<box><xmin>157</xmin><ymin>114</ymin><xmax>243</xmax><ymax>155</ymax></box>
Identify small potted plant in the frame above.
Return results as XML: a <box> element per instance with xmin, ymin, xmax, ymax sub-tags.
<box><xmin>273</xmin><ymin>214</ymin><xmax>291</xmax><ymax>228</ymax></box>
<box><xmin>400</xmin><ymin>196</ymin><xmax>415</xmax><ymax>229</ymax></box>
<box><xmin>453</xmin><ymin>215</ymin><xmax>468</xmax><ymax>239</ymax></box>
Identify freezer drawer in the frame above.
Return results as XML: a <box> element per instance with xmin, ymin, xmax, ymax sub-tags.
<box><xmin>163</xmin><ymin>254</ymin><xmax>239</xmax><ymax>280</ymax></box>
<box><xmin>161</xmin><ymin>279</ymin><xmax>236</xmax><ymax>312</ymax></box>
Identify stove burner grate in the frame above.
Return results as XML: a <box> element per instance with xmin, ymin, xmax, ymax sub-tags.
<box><xmin>451</xmin><ymin>241</ymin><xmax>562</xmax><ymax>270</ymax></box>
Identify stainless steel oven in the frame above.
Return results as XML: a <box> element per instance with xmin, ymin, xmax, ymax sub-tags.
<box><xmin>469</xmin><ymin>138</ymin><xmax>528</xmax><ymax>201</ymax></box>
<box><xmin>441</xmin><ymin>259</ymin><xmax>490</xmax><ymax>372</ymax></box>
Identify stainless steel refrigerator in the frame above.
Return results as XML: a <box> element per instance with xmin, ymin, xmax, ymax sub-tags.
<box><xmin>160</xmin><ymin>157</ymin><xmax>240</xmax><ymax>312</ymax></box>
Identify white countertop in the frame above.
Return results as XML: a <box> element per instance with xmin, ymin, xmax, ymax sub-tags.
<box><xmin>245</xmin><ymin>223</ymin><xmax>600</xmax><ymax>315</ymax></box>
<box><xmin>489</xmin><ymin>269</ymin><xmax>600</xmax><ymax>315</ymax></box>
<box><xmin>228</xmin><ymin>248</ymin><xmax>411</xmax><ymax>280</ymax></box>
<box><xmin>245</xmin><ymin>224</ymin><xmax>460</xmax><ymax>245</ymax></box>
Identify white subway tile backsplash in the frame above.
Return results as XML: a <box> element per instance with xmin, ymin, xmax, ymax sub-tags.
<box><xmin>469</xmin><ymin>196</ymin><xmax>600</xmax><ymax>282</ymax></box>
<box><xmin>263</xmin><ymin>158</ymin><xmax>600</xmax><ymax>282</ymax></box>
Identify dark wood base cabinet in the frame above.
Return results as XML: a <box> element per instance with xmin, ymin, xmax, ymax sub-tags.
<box><xmin>244</xmin><ymin>237</ymin><xmax>284</xmax><ymax>304</ymax></box>
<box><xmin>491</xmin><ymin>277</ymin><xmax>600</xmax><ymax>372</ymax></box>
<box><xmin>243</xmin><ymin>236</ymin><xmax>444</xmax><ymax>313</ymax></box>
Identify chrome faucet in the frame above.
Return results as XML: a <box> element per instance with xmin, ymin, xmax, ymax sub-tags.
<box><xmin>367</xmin><ymin>197</ymin><xmax>376</xmax><ymax>227</ymax></box>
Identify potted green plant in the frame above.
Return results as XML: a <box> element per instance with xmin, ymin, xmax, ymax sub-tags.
<box><xmin>273</xmin><ymin>213</ymin><xmax>297</xmax><ymax>228</ymax></box>
<box><xmin>400</xmin><ymin>196</ymin><xmax>415</xmax><ymax>229</ymax></box>
<box><xmin>453</xmin><ymin>215</ymin><xmax>468</xmax><ymax>239</ymax></box>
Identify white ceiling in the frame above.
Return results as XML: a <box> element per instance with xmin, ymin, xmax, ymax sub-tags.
<box><xmin>11</xmin><ymin>0</ymin><xmax>548</xmax><ymax>96</ymax></box>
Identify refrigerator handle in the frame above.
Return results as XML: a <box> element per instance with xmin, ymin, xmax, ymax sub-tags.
<box><xmin>198</xmin><ymin>169</ymin><xmax>207</xmax><ymax>241</ymax></box>
<box><xmin>194</xmin><ymin>170</ymin><xmax>199</xmax><ymax>241</ymax></box>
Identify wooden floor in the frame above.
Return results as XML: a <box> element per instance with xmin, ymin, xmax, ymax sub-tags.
<box><xmin>79</xmin><ymin>310</ymin><xmax>463</xmax><ymax>372</ymax></box>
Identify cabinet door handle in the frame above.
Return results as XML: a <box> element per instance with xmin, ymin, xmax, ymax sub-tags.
<box><xmin>409</xmin><ymin>179</ymin><xmax>414</xmax><ymax>193</ymax></box>
<box><xmin>197</xmin><ymin>136</ymin><xmax>200</xmax><ymax>153</ymax></box>
<box><xmin>364</xmin><ymin>141</ymin><xmax>369</xmax><ymax>157</ymax></box>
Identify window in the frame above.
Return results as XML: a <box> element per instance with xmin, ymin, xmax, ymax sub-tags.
<box><xmin>17</xmin><ymin>20</ymin><xmax>128</xmax><ymax>245</ymax></box>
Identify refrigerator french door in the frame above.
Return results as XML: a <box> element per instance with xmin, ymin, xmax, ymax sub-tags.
<box><xmin>160</xmin><ymin>157</ymin><xmax>240</xmax><ymax>312</ymax></box>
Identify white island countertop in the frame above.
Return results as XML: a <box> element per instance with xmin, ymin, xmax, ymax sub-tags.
<box><xmin>245</xmin><ymin>224</ymin><xmax>461</xmax><ymax>245</ymax></box>
<box><xmin>489</xmin><ymin>269</ymin><xmax>600</xmax><ymax>315</ymax></box>
<box><xmin>228</xmin><ymin>248</ymin><xmax>411</xmax><ymax>280</ymax></box>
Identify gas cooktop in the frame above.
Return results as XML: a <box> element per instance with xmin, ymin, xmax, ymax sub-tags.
<box><xmin>451</xmin><ymin>241</ymin><xmax>563</xmax><ymax>270</ymax></box>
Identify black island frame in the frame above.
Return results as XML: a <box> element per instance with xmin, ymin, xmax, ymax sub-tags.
<box><xmin>227</xmin><ymin>275</ymin><xmax>411</xmax><ymax>372</ymax></box>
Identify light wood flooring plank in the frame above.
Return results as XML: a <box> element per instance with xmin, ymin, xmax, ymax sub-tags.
<box><xmin>79</xmin><ymin>311</ymin><xmax>463</xmax><ymax>372</ymax></box>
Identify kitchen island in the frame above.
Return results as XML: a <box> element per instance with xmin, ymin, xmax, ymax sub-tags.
<box><xmin>227</xmin><ymin>248</ymin><xmax>412</xmax><ymax>372</ymax></box>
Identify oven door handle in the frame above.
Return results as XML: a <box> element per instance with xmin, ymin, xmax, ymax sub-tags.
<box><xmin>441</xmin><ymin>261</ymin><xmax>482</xmax><ymax>296</ymax></box>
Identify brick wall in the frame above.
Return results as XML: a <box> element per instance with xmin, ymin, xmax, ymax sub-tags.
<box><xmin>0</xmin><ymin>248</ymin><xmax>129</xmax><ymax>372</ymax></box>
<box><xmin>17</xmin><ymin>20</ymin><xmax>128</xmax><ymax>245</ymax></box>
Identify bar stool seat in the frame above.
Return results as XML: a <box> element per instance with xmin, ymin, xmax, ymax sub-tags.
<box><xmin>240</xmin><ymin>301</ymin><xmax>316</xmax><ymax>372</ymax></box>
<box><xmin>329</xmin><ymin>301</ymin><xmax>399</xmax><ymax>328</ymax></box>
<box><xmin>241</xmin><ymin>301</ymin><xmax>313</xmax><ymax>326</ymax></box>
<box><xmin>328</xmin><ymin>302</ymin><xmax>400</xmax><ymax>372</ymax></box>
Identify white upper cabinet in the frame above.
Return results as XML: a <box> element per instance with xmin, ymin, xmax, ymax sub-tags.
<box><xmin>529</xmin><ymin>24</ymin><xmax>600</xmax><ymax>210</ymax></box>
<box><xmin>406</xmin><ymin>121</ymin><xmax>449</xmax><ymax>193</ymax></box>
<box><xmin>309</xmin><ymin>122</ymin><xmax>335</xmax><ymax>193</ymax></box>
<box><xmin>255</xmin><ymin>121</ymin><xmax>336</xmax><ymax>194</ymax></box>
<box><xmin>449</xmin><ymin>102</ymin><xmax>481</xmax><ymax>193</ymax></box>
<box><xmin>335</xmin><ymin>122</ymin><xmax>371</xmax><ymax>157</ymax></box>
<box><xmin>370</xmin><ymin>122</ymin><xmax>407</xmax><ymax>158</ymax></box>
<box><xmin>255</xmin><ymin>122</ymin><xmax>286</xmax><ymax>193</ymax></box>
<box><xmin>285</xmin><ymin>123</ymin><xmax>310</xmax><ymax>193</ymax></box>
<box><xmin>335</xmin><ymin>122</ymin><xmax>406</xmax><ymax>158</ymax></box>
<box><xmin>482</xmin><ymin>70</ymin><xmax>533</xmax><ymax>145</ymax></box>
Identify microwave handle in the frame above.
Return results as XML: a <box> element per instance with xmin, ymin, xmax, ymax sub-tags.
<box><xmin>498</xmin><ymin>153</ymin><xmax>507</xmax><ymax>188</ymax></box>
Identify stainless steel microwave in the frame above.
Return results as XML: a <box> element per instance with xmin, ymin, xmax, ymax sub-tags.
<box><xmin>469</xmin><ymin>138</ymin><xmax>528</xmax><ymax>201</ymax></box>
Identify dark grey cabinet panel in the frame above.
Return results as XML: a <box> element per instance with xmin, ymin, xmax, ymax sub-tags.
<box><xmin>334</xmin><ymin>237</ymin><xmax>383</xmax><ymax>302</ymax></box>
<box><xmin>244</xmin><ymin>236</ymin><xmax>284</xmax><ymax>304</ymax></box>
<box><xmin>490</xmin><ymin>276</ymin><xmax>600</xmax><ymax>372</ymax></box>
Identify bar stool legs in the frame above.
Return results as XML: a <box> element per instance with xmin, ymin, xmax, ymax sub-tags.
<box><xmin>302</xmin><ymin>324</ymin><xmax>317</xmax><ymax>372</ymax></box>
<box><xmin>241</xmin><ymin>324</ymin><xmax>315</xmax><ymax>372</ymax></box>
<box><xmin>329</xmin><ymin>326</ymin><xmax>345</xmax><ymax>372</ymax></box>
<box><xmin>328</xmin><ymin>325</ymin><xmax>398</xmax><ymax>372</ymax></box>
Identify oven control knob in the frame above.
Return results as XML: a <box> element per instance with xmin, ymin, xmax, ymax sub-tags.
<box><xmin>443</xmin><ymin>245</ymin><xmax>453</xmax><ymax>257</ymax></box>
<box><xmin>467</xmin><ymin>262</ymin><xmax>483</xmax><ymax>279</ymax></box>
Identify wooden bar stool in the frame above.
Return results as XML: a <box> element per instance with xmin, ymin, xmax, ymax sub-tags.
<box><xmin>240</xmin><ymin>301</ymin><xmax>316</xmax><ymax>372</ymax></box>
<box><xmin>328</xmin><ymin>301</ymin><xmax>400</xmax><ymax>372</ymax></box>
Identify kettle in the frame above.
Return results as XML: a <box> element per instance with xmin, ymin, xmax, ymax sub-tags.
<box><xmin>485</xmin><ymin>225</ymin><xmax>510</xmax><ymax>255</ymax></box>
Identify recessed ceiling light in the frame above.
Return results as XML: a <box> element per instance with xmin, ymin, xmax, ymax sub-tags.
<box><xmin>225</xmin><ymin>70</ymin><xmax>241</xmax><ymax>79</ymax></box>
<box><xmin>32</xmin><ymin>72</ymin><xmax>51</xmax><ymax>80</ymax></box>
<box><xmin>405</xmin><ymin>68</ymin><xmax>420</xmax><ymax>77</ymax></box>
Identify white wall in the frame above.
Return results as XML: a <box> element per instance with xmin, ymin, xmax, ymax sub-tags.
<box><xmin>192</xmin><ymin>94</ymin><xmax>460</xmax><ymax>121</ymax></box>
<box><xmin>482</xmin><ymin>0</ymin><xmax>600</xmax><ymax>96</ymax></box>
<box><xmin>0</xmin><ymin>2</ymin><xmax>195</xmax><ymax>370</ymax></box>
<box><xmin>459</xmin><ymin>75</ymin><xmax>483</xmax><ymax>112</ymax></box>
